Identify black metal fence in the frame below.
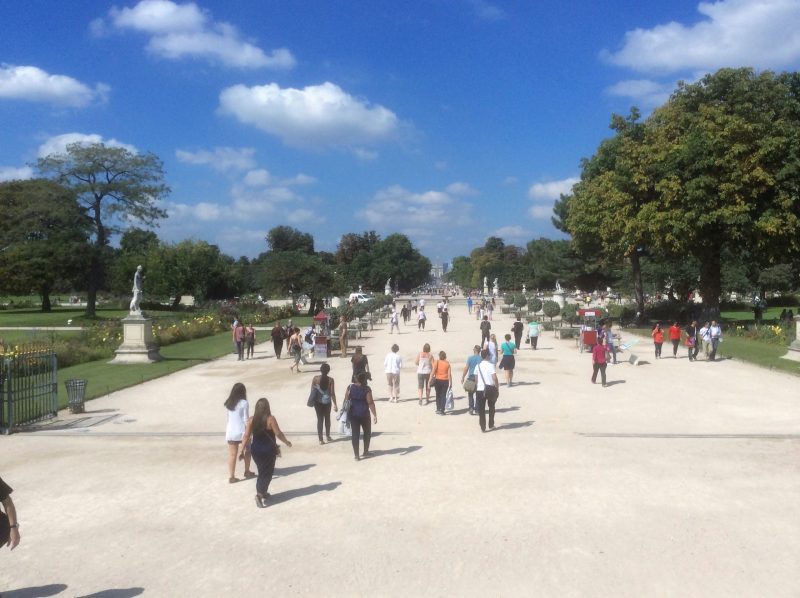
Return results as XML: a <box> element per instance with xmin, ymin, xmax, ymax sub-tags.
<box><xmin>0</xmin><ymin>345</ymin><xmax>58</xmax><ymax>434</ymax></box>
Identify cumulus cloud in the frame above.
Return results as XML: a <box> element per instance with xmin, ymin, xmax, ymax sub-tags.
<box><xmin>603</xmin><ymin>0</ymin><xmax>800</xmax><ymax>74</ymax></box>
<box><xmin>361</xmin><ymin>184</ymin><xmax>472</xmax><ymax>238</ymax></box>
<box><xmin>37</xmin><ymin>133</ymin><xmax>137</xmax><ymax>158</ymax></box>
<box><xmin>99</xmin><ymin>0</ymin><xmax>295</xmax><ymax>69</ymax></box>
<box><xmin>528</xmin><ymin>177</ymin><xmax>579</xmax><ymax>201</ymax></box>
<box><xmin>287</xmin><ymin>208</ymin><xmax>316</xmax><ymax>224</ymax></box>
<box><xmin>0</xmin><ymin>64</ymin><xmax>108</xmax><ymax>107</ymax></box>
<box><xmin>528</xmin><ymin>205</ymin><xmax>554</xmax><ymax>219</ymax></box>
<box><xmin>175</xmin><ymin>147</ymin><xmax>256</xmax><ymax>173</ymax></box>
<box><xmin>0</xmin><ymin>166</ymin><xmax>34</xmax><ymax>182</ymax></box>
<box><xmin>605</xmin><ymin>79</ymin><xmax>676</xmax><ymax>108</ymax></box>
<box><xmin>218</xmin><ymin>81</ymin><xmax>400</xmax><ymax>148</ymax></box>
<box><xmin>243</xmin><ymin>169</ymin><xmax>271</xmax><ymax>187</ymax></box>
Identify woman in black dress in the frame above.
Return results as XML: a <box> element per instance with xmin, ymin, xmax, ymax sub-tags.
<box><xmin>240</xmin><ymin>398</ymin><xmax>292</xmax><ymax>508</ymax></box>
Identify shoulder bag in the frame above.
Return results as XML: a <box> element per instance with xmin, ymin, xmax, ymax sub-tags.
<box><xmin>477</xmin><ymin>363</ymin><xmax>499</xmax><ymax>401</ymax></box>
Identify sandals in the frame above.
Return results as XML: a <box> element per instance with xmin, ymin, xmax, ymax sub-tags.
<box><xmin>244</xmin><ymin>471</ymin><xmax>256</xmax><ymax>479</ymax></box>
<box><xmin>229</xmin><ymin>477</ymin><xmax>238</xmax><ymax>484</ymax></box>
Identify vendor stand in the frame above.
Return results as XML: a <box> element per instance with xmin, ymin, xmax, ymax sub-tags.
<box><xmin>313</xmin><ymin>311</ymin><xmax>331</xmax><ymax>358</ymax></box>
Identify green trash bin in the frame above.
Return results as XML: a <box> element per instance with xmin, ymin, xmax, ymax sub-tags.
<box><xmin>65</xmin><ymin>379</ymin><xmax>87</xmax><ymax>414</ymax></box>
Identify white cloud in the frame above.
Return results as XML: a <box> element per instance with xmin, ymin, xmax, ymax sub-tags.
<box><xmin>446</xmin><ymin>182</ymin><xmax>479</xmax><ymax>196</ymax></box>
<box><xmin>218</xmin><ymin>81</ymin><xmax>399</xmax><ymax>148</ymax></box>
<box><xmin>243</xmin><ymin>169</ymin><xmax>271</xmax><ymax>187</ymax></box>
<box><xmin>528</xmin><ymin>177</ymin><xmax>579</xmax><ymax>201</ymax></box>
<box><xmin>361</xmin><ymin>184</ymin><xmax>471</xmax><ymax>238</ymax></box>
<box><xmin>528</xmin><ymin>205</ymin><xmax>554</xmax><ymax>219</ymax></box>
<box><xmin>37</xmin><ymin>133</ymin><xmax>137</xmax><ymax>158</ymax></box>
<box><xmin>468</xmin><ymin>0</ymin><xmax>507</xmax><ymax>21</ymax></box>
<box><xmin>280</xmin><ymin>173</ymin><xmax>316</xmax><ymax>186</ymax></box>
<box><xmin>603</xmin><ymin>0</ymin><xmax>800</xmax><ymax>74</ymax></box>
<box><xmin>493</xmin><ymin>225</ymin><xmax>527</xmax><ymax>239</ymax></box>
<box><xmin>175</xmin><ymin>147</ymin><xmax>256</xmax><ymax>173</ymax></box>
<box><xmin>0</xmin><ymin>166</ymin><xmax>34</xmax><ymax>182</ymax></box>
<box><xmin>605</xmin><ymin>79</ymin><xmax>676</xmax><ymax>108</ymax></box>
<box><xmin>0</xmin><ymin>64</ymin><xmax>108</xmax><ymax>107</ymax></box>
<box><xmin>102</xmin><ymin>0</ymin><xmax>295</xmax><ymax>70</ymax></box>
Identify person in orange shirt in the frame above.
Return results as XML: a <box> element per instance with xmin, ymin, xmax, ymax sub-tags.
<box><xmin>652</xmin><ymin>323</ymin><xmax>664</xmax><ymax>359</ymax></box>
<box><xmin>668</xmin><ymin>321</ymin><xmax>682</xmax><ymax>358</ymax></box>
<box><xmin>429</xmin><ymin>351</ymin><xmax>453</xmax><ymax>415</ymax></box>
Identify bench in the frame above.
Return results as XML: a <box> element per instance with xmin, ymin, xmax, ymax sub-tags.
<box><xmin>554</xmin><ymin>326</ymin><xmax>580</xmax><ymax>339</ymax></box>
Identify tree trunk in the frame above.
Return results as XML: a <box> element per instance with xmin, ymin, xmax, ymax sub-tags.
<box><xmin>40</xmin><ymin>283</ymin><xmax>52</xmax><ymax>313</ymax></box>
<box><xmin>85</xmin><ymin>255</ymin><xmax>100</xmax><ymax>318</ymax></box>
<box><xmin>630</xmin><ymin>250</ymin><xmax>645</xmax><ymax>322</ymax></box>
<box><xmin>698</xmin><ymin>245</ymin><xmax>722</xmax><ymax>320</ymax></box>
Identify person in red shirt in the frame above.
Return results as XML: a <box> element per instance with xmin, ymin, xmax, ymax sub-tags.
<box><xmin>668</xmin><ymin>321</ymin><xmax>682</xmax><ymax>358</ymax></box>
<box><xmin>651</xmin><ymin>323</ymin><xmax>664</xmax><ymax>359</ymax></box>
<box><xmin>591</xmin><ymin>337</ymin><xmax>609</xmax><ymax>387</ymax></box>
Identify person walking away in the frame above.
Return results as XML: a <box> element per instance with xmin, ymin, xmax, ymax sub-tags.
<box><xmin>245</xmin><ymin>324</ymin><xmax>256</xmax><ymax>359</ymax></box>
<box><xmin>528</xmin><ymin>318</ymin><xmax>540</xmax><ymax>350</ymax></box>
<box><xmin>668</xmin><ymin>321</ymin><xmax>681</xmax><ymax>358</ymax></box>
<box><xmin>461</xmin><ymin>345</ymin><xmax>482</xmax><ymax>415</ymax></box>
<box><xmin>512</xmin><ymin>317</ymin><xmax>524</xmax><ymax>349</ymax></box>
<box><xmin>699</xmin><ymin>322</ymin><xmax>711</xmax><ymax>360</ymax></box>
<box><xmin>709</xmin><ymin>320</ymin><xmax>723</xmax><ymax>361</ymax></box>
<box><xmin>0</xmin><ymin>475</ymin><xmax>20</xmax><ymax>550</ymax></box>
<box><xmin>415</xmin><ymin>343</ymin><xmax>434</xmax><ymax>405</ymax></box>
<box><xmin>467</xmin><ymin>296</ymin><xmax>473</xmax><ymax>314</ymax></box>
<box><xmin>487</xmin><ymin>301</ymin><xmax>494</xmax><ymax>320</ymax></box>
<box><xmin>417</xmin><ymin>307</ymin><xmax>427</xmax><ymax>330</ymax></box>
<box><xmin>685</xmin><ymin>320</ymin><xmax>699</xmax><ymax>361</ymax></box>
<box><xmin>350</xmin><ymin>346</ymin><xmax>370</xmax><ymax>383</ymax></box>
<box><xmin>429</xmin><ymin>351</ymin><xmax>452</xmax><ymax>415</ymax></box>
<box><xmin>480</xmin><ymin>315</ymin><xmax>491</xmax><ymax>347</ymax></box>
<box><xmin>384</xmin><ymin>344</ymin><xmax>403</xmax><ymax>402</ymax></box>
<box><xmin>338</xmin><ymin>316</ymin><xmax>349</xmax><ymax>357</ymax></box>
<box><xmin>441</xmin><ymin>308</ymin><xmax>449</xmax><ymax>332</ymax></box>
<box><xmin>345</xmin><ymin>372</ymin><xmax>377</xmax><ymax>460</ymax></box>
<box><xmin>389</xmin><ymin>309</ymin><xmax>400</xmax><ymax>334</ymax></box>
<box><xmin>240</xmin><ymin>397</ymin><xmax>292</xmax><ymax>508</ymax></box>
<box><xmin>498</xmin><ymin>334</ymin><xmax>517</xmax><ymax>387</ymax></box>
<box><xmin>284</xmin><ymin>320</ymin><xmax>294</xmax><ymax>355</ymax></box>
<box><xmin>311</xmin><ymin>363</ymin><xmax>338</xmax><ymax>444</ymax></box>
<box><xmin>475</xmin><ymin>349</ymin><xmax>499</xmax><ymax>432</ymax></box>
<box><xmin>234</xmin><ymin>321</ymin><xmax>246</xmax><ymax>361</ymax></box>
<box><xmin>401</xmin><ymin>304</ymin><xmax>409</xmax><ymax>325</ymax></box>
<box><xmin>270</xmin><ymin>321</ymin><xmax>285</xmax><ymax>359</ymax></box>
<box><xmin>484</xmin><ymin>333</ymin><xmax>498</xmax><ymax>365</ymax></box>
<box><xmin>288</xmin><ymin>327</ymin><xmax>303</xmax><ymax>372</ymax></box>
<box><xmin>591</xmin><ymin>337</ymin><xmax>610</xmax><ymax>387</ymax></box>
<box><xmin>224</xmin><ymin>382</ymin><xmax>255</xmax><ymax>483</ymax></box>
<box><xmin>652</xmin><ymin>323</ymin><xmax>664</xmax><ymax>359</ymax></box>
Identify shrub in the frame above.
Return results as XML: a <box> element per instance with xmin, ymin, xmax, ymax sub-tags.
<box><xmin>726</xmin><ymin>322</ymin><xmax>790</xmax><ymax>346</ymax></box>
<box><xmin>514</xmin><ymin>294</ymin><xmax>527</xmax><ymax>309</ymax></box>
<box><xmin>528</xmin><ymin>297</ymin><xmax>543</xmax><ymax>313</ymax></box>
<box><xmin>542</xmin><ymin>300</ymin><xmax>561</xmax><ymax>321</ymax></box>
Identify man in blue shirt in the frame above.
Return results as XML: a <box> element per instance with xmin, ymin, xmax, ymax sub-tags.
<box><xmin>461</xmin><ymin>345</ymin><xmax>482</xmax><ymax>415</ymax></box>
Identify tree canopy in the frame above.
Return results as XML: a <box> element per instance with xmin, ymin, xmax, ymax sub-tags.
<box><xmin>37</xmin><ymin>142</ymin><xmax>170</xmax><ymax>316</ymax></box>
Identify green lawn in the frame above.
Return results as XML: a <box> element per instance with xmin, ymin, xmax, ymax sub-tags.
<box><xmin>55</xmin><ymin>330</ymin><xmax>237</xmax><ymax>408</ymax></box>
<box><xmin>721</xmin><ymin>306</ymin><xmax>796</xmax><ymax>322</ymax></box>
<box><xmin>0</xmin><ymin>307</ymin><xmax>176</xmax><ymax>327</ymax></box>
<box><xmin>0</xmin><ymin>329</ymin><xmax>83</xmax><ymax>346</ymax></box>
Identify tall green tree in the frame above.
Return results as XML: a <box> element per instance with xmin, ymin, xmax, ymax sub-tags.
<box><xmin>266</xmin><ymin>225</ymin><xmax>314</xmax><ymax>254</ymax></box>
<box><xmin>646</xmin><ymin>68</ymin><xmax>800</xmax><ymax>312</ymax></box>
<box><xmin>0</xmin><ymin>179</ymin><xmax>91</xmax><ymax>311</ymax></box>
<box><xmin>37</xmin><ymin>142</ymin><xmax>169</xmax><ymax>316</ymax></box>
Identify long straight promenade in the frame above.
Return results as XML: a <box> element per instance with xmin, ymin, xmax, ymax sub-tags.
<box><xmin>2</xmin><ymin>298</ymin><xmax>799</xmax><ymax>597</ymax></box>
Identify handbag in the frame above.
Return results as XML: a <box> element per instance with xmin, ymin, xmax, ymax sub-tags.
<box><xmin>477</xmin><ymin>363</ymin><xmax>499</xmax><ymax>401</ymax></box>
<box><xmin>463</xmin><ymin>377</ymin><xmax>477</xmax><ymax>393</ymax></box>
<box><xmin>342</xmin><ymin>385</ymin><xmax>353</xmax><ymax>414</ymax></box>
<box><xmin>445</xmin><ymin>388</ymin><xmax>454</xmax><ymax>411</ymax></box>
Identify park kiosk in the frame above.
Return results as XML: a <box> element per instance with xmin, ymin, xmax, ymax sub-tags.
<box><xmin>577</xmin><ymin>308</ymin><xmax>605</xmax><ymax>353</ymax></box>
<box><xmin>313</xmin><ymin>310</ymin><xmax>331</xmax><ymax>358</ymax></box>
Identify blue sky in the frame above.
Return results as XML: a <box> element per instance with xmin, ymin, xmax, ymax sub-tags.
<box><xmin>2</xmin><ymin>1</ymin><xmax>800</xmax><ymax>266</ymax></box>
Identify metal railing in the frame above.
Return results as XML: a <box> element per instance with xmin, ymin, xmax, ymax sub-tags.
<box><xmin>0</xmin><ymin>345</ymin><xmax>58</xmax><ymax>434</ymax></box>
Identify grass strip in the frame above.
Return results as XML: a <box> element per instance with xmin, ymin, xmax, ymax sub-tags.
<box><xmin>56</xmin><ymin>331</ymin><xmax>236</xmax><ymax>409</ymax></box>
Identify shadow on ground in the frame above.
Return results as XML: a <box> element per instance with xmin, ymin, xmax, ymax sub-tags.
<box><xmin>605</xmin><ymin>380</ymin><xmax>626</xmax><ymax>386</ymax></box>
<box><xmin>79</xmin><ymin>590</ymin><xmax>145</xmax><ymax>598</ymax></box>
<box><xmin>365</xmin><ymin>445</ymin><xmax>422</xmax><ymax>458</ymax></box>
<box><xmin>274</xmin><ymin>463</ymin><xmax>316</xmax><ymax>477</ymax></box>
<box><xmin>268</xmin><ymin>482</ymin><xmax>341</xmax><ymax>506</ymax></box>
<box><xmin>3</xmin><ymin>585</ymin><xmax>68</xmax><ymax>598</ymax></box>
<box><xmin>492</xmin><ymin>420</ymin><xmax>535</xmax><ymax>431</ymax></box>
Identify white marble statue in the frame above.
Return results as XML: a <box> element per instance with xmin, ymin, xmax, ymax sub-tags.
<box><xmin>555</xmin><ymin>280</ymin><xmax>563</xmax><ymax>292</ymax></box>
<box><xmin>129</xmin><ymin>265</ymin><xmax>143</xmax><ymax>314</ymax></box>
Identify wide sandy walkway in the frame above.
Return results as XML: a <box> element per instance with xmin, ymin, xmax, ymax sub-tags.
<box><xmin>2</xmin><ymin>298</ymin><xmax>799</xmax><ymax>597</ymax></box>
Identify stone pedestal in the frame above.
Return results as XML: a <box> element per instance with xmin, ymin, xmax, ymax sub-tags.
<box><xmin>783</xmin><ymin>315</ymin><xmax>800</xmax><ymax>361</ymax></box>
<box><xmin>553</xmin><ymin>290</ymin><xmax>566</xmax><ymax>309</ymax></box>
<box><xmin>112</xmin><ymin>314</ymin><xmax>162</xmax><ymax>364</ymax></box>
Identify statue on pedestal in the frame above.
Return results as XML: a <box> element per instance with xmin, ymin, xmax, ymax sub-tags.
<box><xmin>492</xmin><ymin>278</ymin><xmax>499</xmax><ymax>297</ymax></box>
<box><xmin>129</xmin><ymin>265</ymin><xmax>143</xmax><ymax>314</ymax></box>
<box><xmin>385</xmin><ymin>277</ymin><xmax>392</xmax><ymax>295</ymax></box>
<box><xmin>483</xmin><ymin>276</ymin><xmax>488</xmax><ymax>296</ymax></box>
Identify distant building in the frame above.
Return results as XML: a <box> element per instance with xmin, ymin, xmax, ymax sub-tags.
<box><xmin>430</xmin><ymin>264</ymin><xmax>444</xmax><ymax>280</ymax></box>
